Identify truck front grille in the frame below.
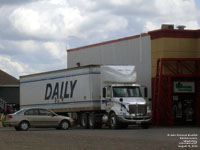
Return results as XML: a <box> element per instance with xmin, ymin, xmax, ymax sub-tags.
<box><xmin>129</xmin><ymin>104</ymin><xmax>147</xmax><ymax>115</ymax></box>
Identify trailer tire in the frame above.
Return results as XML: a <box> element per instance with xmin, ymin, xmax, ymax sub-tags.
<box><xmin>80</xmin><ymin>113</ymin><xmax>89</xmax><ymax>129</ymax></box>
<box><xmin>88</xmin><ymin>113</ymin><xmax>96</xmax><ymax>129</ymax></box>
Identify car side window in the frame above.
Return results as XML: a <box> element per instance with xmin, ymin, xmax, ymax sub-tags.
<box><xmin>24</xmin><ymin>109</ymin><xmax>39</xmax><ymax>115</ymax></box>
<box><xmin>39</xmin><ymin>109</ymin><xmax>53</xmax><ymax>116</ymax></box>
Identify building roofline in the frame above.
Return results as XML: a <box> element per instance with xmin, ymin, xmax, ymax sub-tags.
<box><xmin>67</xmin><ymin>33</ymin><xmax>149</xmax><ymax>52</ymax></box>
<box><xmin>67</xmin><ymin>28</ymin><xmax>200</xmax><ymax>53</ymax></box>
<box><xmin>148</xmin><ymin>29</ymin><xmax>200</xmax><ymax>40</ymax></box>
<box><xmin>0</xmin><ymin>69</ymin><xmax>19</xmax><ymax>85</ymax></box>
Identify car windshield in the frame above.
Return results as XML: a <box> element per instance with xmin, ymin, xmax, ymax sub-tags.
<box><xmin>113</xmin><ymin>86</ymin><xmax>142</xmax><ymax>97</ymax></box>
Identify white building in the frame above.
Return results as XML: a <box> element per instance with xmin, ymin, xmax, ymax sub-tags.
<box><xmin>67</xmin><ymin>34</ymin><xmax>152</xmax><ymax>98</ymax></box>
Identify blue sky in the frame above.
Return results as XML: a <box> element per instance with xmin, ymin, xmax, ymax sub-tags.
<box><xmin>196</xmin><ymin>0</ymin><xmax>200</xmax><ymax>8</ymax></box>
<box><xmin>195</xmin><ymin>0</ymin><xmax>200</xmax><ymax>23</ymax></box>
<box><xmin>0</xmin><ymin>0</ymin><xmax>199</xmax><ymax>78</ymax></box>
<box><xmin>195</xmin><ymin>0</ymin><xmax>200</xmax><ymax>24</ymax></box>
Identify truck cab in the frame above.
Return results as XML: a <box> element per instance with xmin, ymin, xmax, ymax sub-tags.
<box><xmin>102</xmin><ymin>84</ymin><xmax>151</xmax><ymax>129</ymax></box>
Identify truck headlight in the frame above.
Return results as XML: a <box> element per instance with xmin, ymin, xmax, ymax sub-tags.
<box><xmin>131</xmin><ymin>114</ymin><xmax>135</xmax><ymax>117</ymax></box>
<box><xmin>147</xmin><ymin>106</ymin><xmax>152</xmax><ymax>116</ymax></box>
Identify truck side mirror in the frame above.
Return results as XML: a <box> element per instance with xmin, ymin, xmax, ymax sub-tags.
<box><xmin>120</xmin><ymin>98</ymin><xmax>123</xmax><ymax>102</ymax></box>
<box><xmin>144</xmin><ymin>87</ymin><xmax>148</xmax><ymax>98</ymax></box>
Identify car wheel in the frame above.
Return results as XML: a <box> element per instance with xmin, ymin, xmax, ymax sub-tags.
<box><xmin>80</xmin><ymin>113</ymin><xmax>89</xmax><ymax>129</ymax></box>
<box><xmin>19</xmin><ymin>121</ymin><xmax>30</xmax><ymax>131</ymax></box>
<box><xmin>60</xmin><ymin>120</ymin><xmax>70</xmax><ymax>130</ymax></box>
<box><xmin>109</xmin><ymin>112</ymin><xmax>120</xmax><ymax>129</ymax></box>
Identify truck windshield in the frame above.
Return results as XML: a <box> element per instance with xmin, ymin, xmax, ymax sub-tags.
<box><xmin>113</xmin><ymin>86</ymin><xmax>142</xmax><ymax>97</ymax></box>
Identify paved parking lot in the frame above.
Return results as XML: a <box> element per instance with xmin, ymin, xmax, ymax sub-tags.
<box><xmin>0</xmin><ymin>126</ymin><xmax>199</xmax><ymax>150</ymax></box>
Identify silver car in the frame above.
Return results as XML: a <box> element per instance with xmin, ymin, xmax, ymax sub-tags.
<box><xmin>5</xmin><ymin>108</ymin><xmax>74</xmax><ymax>131</ymax></box>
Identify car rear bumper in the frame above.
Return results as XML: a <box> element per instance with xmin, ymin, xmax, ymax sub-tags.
<box><xmin>4</xmin><ymin>121</ymin><xmax>19</xmax><ymax>127</ymax></box>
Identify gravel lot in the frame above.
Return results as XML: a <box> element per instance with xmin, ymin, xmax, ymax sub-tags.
<box><xmin>0</xmin><ymin>126</ymin><xmax>199</xmax><ymax>150</ymax></box>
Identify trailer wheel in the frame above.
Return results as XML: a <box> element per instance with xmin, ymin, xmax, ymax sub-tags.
<box><xmin>80</xmin><ymin>113</ymin><xmax>89</xmax><ymax>129</ymax></box>
<box><xmin>88</xmin><ymin>113</ymin><xmax>96</xmax><ymax>129</ymax></box>
<box><xmin>109</xmin><ymin>112</ymin><xmax>120</xmax><ymax>129</ymax></box>
<box><xmin>88</xmin><ymin>113</ymin><xmax>102</xmax><ymax>129</ymax></box>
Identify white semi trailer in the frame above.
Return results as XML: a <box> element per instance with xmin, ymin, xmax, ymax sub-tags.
<box><xmin>20</xmin><ymin>65</ymin><xmax>151</xmax><ymax>129</ymax></box>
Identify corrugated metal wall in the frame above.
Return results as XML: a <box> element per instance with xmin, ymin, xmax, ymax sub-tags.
<box><xmin>67</xmin><ymin>35</ymin><xmax>152</xmax><ymax>98</ymax></box>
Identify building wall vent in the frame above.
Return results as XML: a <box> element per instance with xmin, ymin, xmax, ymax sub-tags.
<box><xmin>161</xmin><ymin>24</ymin><xmax>174</xmax><ymax>29</ymax></box>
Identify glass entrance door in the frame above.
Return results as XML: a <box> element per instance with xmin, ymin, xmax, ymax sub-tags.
<box><xmin>173</xmin><ymin>94</ymin><xmax>195</xmax><ymax>125</ymax></box>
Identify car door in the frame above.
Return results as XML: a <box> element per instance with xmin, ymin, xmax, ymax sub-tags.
<box><xmin>24</xmin><ymin>109</ymin><xmax>41</xmax><ymax>127</ymax></box>
<box><xmin>38</xmin><ymin>109</ymin><xmax>59</xmax><ymax>127</ymax></box>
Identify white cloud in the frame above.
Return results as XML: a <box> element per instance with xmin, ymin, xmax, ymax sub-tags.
<box><xmin>0</xmin><ymin>56</ymin><xmax>35</xmax><ymax>78</ymax></box>
<box><xmin>9</xmin><ymin>0</ymin><xmax>86</xmax><ymax>40</ymax></box>
<box><xmin>0</xmin><ymin>0</ymin><xmax>199</xmax><ymax>78</ymax></box>
<box><xmin>12</xmin><ymin>40</ymin><xmax>40</xmax><ymax>54</ymax></box>
<box><xmin>105</xmin><ymin>17</ymin><xmax>128</xmax><ymax>31</ymax></box>
<box><xmin>144</xmin><ymin>22</ymin><xmax>160</xmax><ymax>32</ymax></box>
<box><xmin>0</xmin><ymin>43</ymin><xmax>4</xmax><ymax>49</ymax></box>
<box><xmin>109</xmin><ymin>0</ymin><xmax>133</xmax><ymax>6</ymax></box>
<box><xmin>151</xmin><ymin>0</ymin><xmax>200</xmax><ymax>29</ymax></box>
<box><xmin>43</xmin><ymin>41</ymin><xmax>66</xmax><ymax>60</ymax></box>
<box><xmin>155</xmin><ymin>0</ymin><xmax>196</xmax><ymax>16</ymax></box>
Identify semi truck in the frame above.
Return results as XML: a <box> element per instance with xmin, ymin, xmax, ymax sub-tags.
<box><xmin>20</xmin><ymin>65</ymin><xmax>151</xmax><ymax>129</ymax></box>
